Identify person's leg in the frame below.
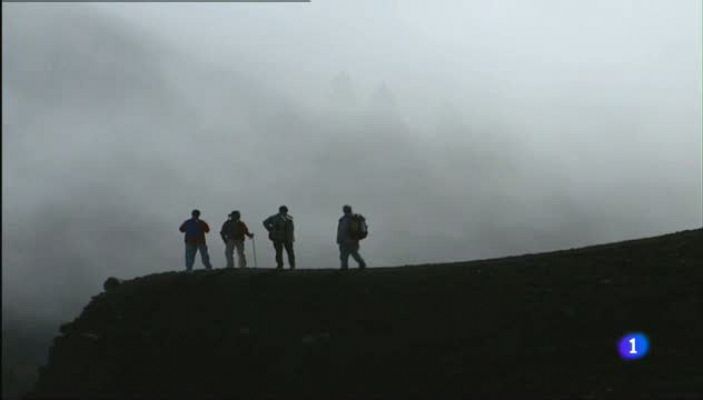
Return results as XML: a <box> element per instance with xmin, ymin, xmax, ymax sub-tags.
<box><xmin>235</xmin><ymin>240</ymin><xmax>247</xmax><ymax>268</ymax></box>
<box><xmin>284</xmin><ymin>241</ymin><xmax>295</xmax><ymax>269</ymax></box>
<box><xmin>350</xmin><ymin>246</ymin><xmax>366</xmax><ymax>269</ymax></box>
<box><xmin>185</xmin><ymin>244</ymin><xmax>196</xmax><ymax>272</ymax></box>
<box><xmin>199</xmin><ymin>244</ymin><xmax>213</xmax><ymax>270</ymax></box>
<box><xmin>339</xmin><ymin>244</ymin><xmax>350</xmax><ymax>270</ymax></box>
<box><xmin>225</xmin><ymin>240</ymin><xmax>235</xmax><ymax>268</ymax></box>
<box><xmin>273</xmin><ymin>241</ymin><xmax>284</xmax><ymax>269</ymax></box>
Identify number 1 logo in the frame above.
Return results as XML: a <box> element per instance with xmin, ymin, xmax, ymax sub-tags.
<box><xmin>619</xmin><ymin>332</ymin><xmax>649</xmax><ymax>360</ymax></box>
<box><xmin>629</xmin><ymin>338</ymin><xmax>637</xmax><ymax>354</ymax></box>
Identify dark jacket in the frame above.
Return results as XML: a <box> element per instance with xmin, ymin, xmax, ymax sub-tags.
<box><xmin>263</xmin><ymin>214</ymin><xmax>294</xmax><ymax>243</ymax></box>
<box><xmin>179</xmin><ymin>218</ymin><xmax>210</xmax><ymax>245</ymax></box>
<box><xmin>220</xmin><ymin>219</ymin><xmax>251</xmax><ymax>242</ymax></box>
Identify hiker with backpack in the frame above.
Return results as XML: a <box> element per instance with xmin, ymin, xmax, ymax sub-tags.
<box><xmin>179</xmin><ymin>209</ymin><xmax>214</xmax><ymax>272</ymax></box>
<box><xmin>220</xmin><ymin>210</ymin><xmax>254</xmax><ymax>269</ymax></box>
<box><xmin>263</xmin><ymin>205</ymin><xmax>296</xmax><ymax>270</ymax></box>
<box><xmin>337</xmin><ymin>205</ymin><xmax>367</xmax><ymax>270</ymax></box>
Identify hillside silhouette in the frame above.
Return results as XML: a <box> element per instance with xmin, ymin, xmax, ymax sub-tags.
<box><xmin>30</xmin><ymin>228</ymin><xmax>702</xmax><ymax>399</ymax></box>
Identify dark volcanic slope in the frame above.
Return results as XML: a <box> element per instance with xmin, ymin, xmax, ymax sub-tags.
<box><xmin>31</xmin><ymin>229</ymin><xmax>702</xmax><ymax>399</ymax></box>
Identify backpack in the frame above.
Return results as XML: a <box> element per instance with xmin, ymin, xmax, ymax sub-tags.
<box><xmin>349</xmin><ymin>214</ymin><xmax>368</xmax><ymax>240</ymax></box>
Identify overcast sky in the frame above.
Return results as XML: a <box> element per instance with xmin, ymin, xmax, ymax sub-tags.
<box><xmin>2</xmin><ymin>0</ymin><xmax>701</xmax><ymax>323</ymax></box>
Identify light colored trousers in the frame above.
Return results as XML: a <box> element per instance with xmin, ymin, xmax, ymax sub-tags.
<box><xmin>225</xmin><ymin>239</ymin><xmax>247</xmax><ymax>268</ymax></box>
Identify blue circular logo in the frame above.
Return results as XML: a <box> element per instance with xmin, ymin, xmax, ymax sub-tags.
<box><xmin>618</xmin><ymin>332</ymin><xmax>650</xmax><ymax>360</ymax></box>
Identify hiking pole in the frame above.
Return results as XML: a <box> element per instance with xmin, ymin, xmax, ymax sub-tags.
<box><xmin>252</xmin><ymin>236</ymin><xmax>258</xmax><ymax>269</ymax></box>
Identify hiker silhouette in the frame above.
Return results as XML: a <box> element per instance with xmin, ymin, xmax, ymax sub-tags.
<box><xmin>336</xmin><ymin>205</ymin><xmax>367</xmax><ymax>270</ymax></box>
<box><xmin>179</xmin><ymin>209</ymin><xmax>213</xmax><ymax>272</ymax></box>
<box><xmin>220</xmin><ymin>210</ymin><xmax>254</xmax><ymax>269</ymax></box>
<box><xmin>263</xmin><ymin>205</ymin><xmax>295</xmax><ymax>270</ymax></box>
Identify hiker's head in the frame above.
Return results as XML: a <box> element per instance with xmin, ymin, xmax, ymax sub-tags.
<box><xmin>229</xmin><ymin>210</ymin><xmax>241</xmax><ymax>220</ymax></box>
<box><xmin>191</xmin><ymin>209</ymin><xmax>201</xmax><ymax>219</ymax></box>
<box><xmin>343</xmin><ymin>205</ymin><xmax>352</xmax><ymax>215</ymax></box>
<box><xmin>279</xmin><ymin>205</ymin><xmax>288</xmax><ymax>215</ymax></box>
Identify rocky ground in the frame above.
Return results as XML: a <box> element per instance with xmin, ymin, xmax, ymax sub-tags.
<box><xmin>28</xmin><ymin>228</ymin><xmax>702</xmax><ymax>399</ymax></box>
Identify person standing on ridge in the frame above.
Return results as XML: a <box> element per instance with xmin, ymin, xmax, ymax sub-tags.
<box><xmin>263</xmin><ymin>205</ymin><xmax>295</xmax><ymax>270</ymax></box>
<box><xmin>179</xmin><ymin>209</ymin><xmax>213</xmax><ymax>272</ymax></box>
<box><xmin>220</xmin><ymin>210</ymin><xmax>254</xmax><ymax>269</ymax></box>
<box><xmin>337</xmin><ymin>205</ymin><xmax>367</xmax><ymax>270</ymax></box>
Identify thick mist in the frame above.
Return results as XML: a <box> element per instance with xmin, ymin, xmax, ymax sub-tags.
<box><xmin>2</xmin><ymin>1</ymin><xmax>701</xmax><ymax>324</ymax></box>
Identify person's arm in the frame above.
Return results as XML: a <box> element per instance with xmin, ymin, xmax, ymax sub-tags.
<box><xmin>179</xmin><ymin>221</ymin><xmax>186</xmax><ymax>232</ymax></box>
<box><xmin>336</xmin><ymin>219</ymin><xmax>342</xmax><ymax>244</ymax></box>
<box><xmin>202</xmin><ymin>221</ymin><xmax>210</xmax><ymax>233</ymax></box>
<box><xmin>220</xmin><ymin>222</ymin><xmax>229</xmax><ymax>243</ymax></box>
<box><xmin>263</xmin><ymin>216</ymin><xmax>273</xmax><ymax>231</ymax></box>
<box><xmin>242</xmin><ymin>222</ymin><xmax>254</xmax><ymax>238</ymax></box>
